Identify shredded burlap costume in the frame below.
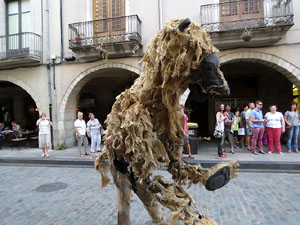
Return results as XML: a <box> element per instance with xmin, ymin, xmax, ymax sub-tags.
<box><xmin>95</xmin><ymin>18</ymin><xmax>238</xmax><ymax>225</ymax></box>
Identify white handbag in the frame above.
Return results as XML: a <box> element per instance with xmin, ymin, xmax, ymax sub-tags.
<box><xmin>213</xmin><ymin>122</ymin><xmax>224</xmax><ymax>138</ymax></box>
<box><xmin>238</xmin><ymin>128</ymin><xmax>245</xmax><ymax>136</ymax></box>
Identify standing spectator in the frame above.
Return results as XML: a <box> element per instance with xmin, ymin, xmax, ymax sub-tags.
<box><xmin>250</xmin><ymin>101</ymin><xmax>265</xmax><ymax>155</ymax></box>
<box><xmin>87</xmin><ymin>113</ymin><xmax>102</xmax><ymax>156</ymax></box>
<box><xmin>181</xmin><ymin>106</ymin><xmax>193</xmax><ymax>158</ymax></box>
<box><xmin>285</xmin><ymin>102</ymin><xmax>299</xmax><ymax>153</ymax></box>
<box><xmin>240</xmin><ymin>104</ymin><xmax>249</xmax><ymax>149</ymax></box>
<box><xmin>245</xmin><ymin>102</ymin><xmax>255</xmax><ymax>150</ymax></box>
<box><xmin>224</xmin><ymin>105</ymin><xmax>235</xmax><ymax>154</ymax></box>
<box><xmin>0</xmin><ymin>123</ymin><xmax>5</xmax><ymax>149</ymax></box>
<box><xmin>36</xmin><ymin>113</ymin><xmax>53</xmax><ymax>157</ymax></box>
<box><xmin>265</xmin><ymin>105</ymin><xmax>285</xmax><ymax>154</ymax></box>
<box><xmin>232</xmin><ymin>110</ymin><xmax>241</xmax><ymax>148</ymax></box>
<box><xmin>74</xmin><ymin>112</ymin><xmax>89</xmax><ymax>157</ymax></box>
<box><xmin>216</xmin><ymin>104</ymin><xmax>227</xmax><ymax>158</ymax></box>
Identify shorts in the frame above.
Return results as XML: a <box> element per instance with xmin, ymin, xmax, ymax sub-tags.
<box><xmin>184</xmin><ymin>136</ymin><xmax>189</xmax><ymax>144</ymax></box>
<box><xmin>246</xmin><ymin>128</ymin><xmax>253</xmax><ymax>136</ymax></box>
<box><xmin>233</xmin><ymin>130</ymin><xmax>238</xmax><ymax>139</ymax></box>
<box><xmin>223</xmin><ymin>129</ymin><xmax>233</xmax><ymax>145</ymax></box>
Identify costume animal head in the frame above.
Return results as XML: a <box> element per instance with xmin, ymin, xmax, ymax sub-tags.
<box><xmin>141</xmin><ymin>18</ymin><xmax>229</xmax><ymax>102</ymax></box>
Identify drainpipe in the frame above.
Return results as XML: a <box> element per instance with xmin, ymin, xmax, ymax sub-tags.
<box><xmin>45</xmin><ymin>0</ymin><xmax>54</xmax><ymax>149</ymax></box>
<box><xmin>158</xmin><ymin>0</ymin><xmax>163</xmax><ymax>30</ymax></box>
<box><xmin>60</xmin><ymin>0</ymin><xmax>64</xmax><ymax>60</ymax></box>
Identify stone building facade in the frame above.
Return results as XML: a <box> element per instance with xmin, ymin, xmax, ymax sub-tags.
<box><xmin>0</xmin><ymin>0</ymin><xmax>299</xmax><ymax>147</ymax></box>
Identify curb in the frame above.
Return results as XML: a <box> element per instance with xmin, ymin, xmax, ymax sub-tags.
<box><xmin>184</xmin><ymin>158</ymin><xmax>300</xmax><ymax>171</ymax></box>
<box><xmin>1</xmin><ymin>157</ymin><xmax>300</xmax><ymax>170</ymax></box>
<box><xmin>0</xmin><ymin>157</ymin><xmax>94</xmax><ymax>166</ymax></box>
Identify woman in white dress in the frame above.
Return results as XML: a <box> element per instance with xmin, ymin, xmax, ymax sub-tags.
<box><xmin>216</xmin><ymin>104</ymin><xmax>228</xmax><ymax>158</ymax></box>
<box><xmin>36</xmin><ymin>113</ymin><xmax>53</xmax><ymax>157</ymax></box>
<box><xmin>87</xmin><ymin>113</ymin><xmax>102</xmax><ymax>156</ymax></box>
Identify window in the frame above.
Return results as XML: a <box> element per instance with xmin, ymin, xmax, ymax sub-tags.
<box><xmin>243</xmin><ymin>0</ymin><xmax>260</xmax><ymax>14</ymax></box>
<box><xmin>6</xmin><ymin>0</ymin><xmax>30</xmax><ymax>50</ymax></box>
<box><xmin>93</xmin><ymin>0</ymin><xmax>125</xmax><ymax>34</ymax></box>
<box><xmin>221</xmin><ymin>1</ymin><xmax>238</xmax><ymax>16</ymax></box>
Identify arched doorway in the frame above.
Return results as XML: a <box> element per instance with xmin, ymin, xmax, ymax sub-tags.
<box><xmin>0</xmin><ymin>81</ymin><xmax>39</xmax><ymax>130</ymax></box>
<box><xmin>58</xmin><ymin>63</ymin><xmax>141</xmax><ymax>146</ymax></box>
<box><xmin>188</xmin><ymin>51</ymin><xmax>300</xmax><ymax>136</ymax></box>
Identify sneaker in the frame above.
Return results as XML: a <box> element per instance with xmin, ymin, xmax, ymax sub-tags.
<box><xmin>252</xmin><ymin>151</ymin><xmax>259</xmax><ymax>155</ymax></box>
<box><xmin>219</xmin><ymin>154</ymin><xmax>227</xmax><ymax>158</ymax></box>
<box><xmin>259</xmin><ymin>151</ymin><xmax>265</xmax><ymax>154</ymax></box>
<box><xmin>230</xmin><ymin>149</ymin><xmax>235</xmax><ymax>154</ymax></box>
<box><xmin>268</xmin><ymin>151</ymin><xmax>272</xmax><ymax>154</ymax></box>
<box><xmin>41</xmin><ymin>153</ymin><xmax>45</xmax><ymax>157</ymax></box>
<box><xmin>279</xmin><ymin>152</ymin><xmax>284</xmax><ymax>155</ymax></box>
<box><xmin>295</xmin><ymin>150</ymin><xmax>299</xmax><ymax>153</ymax></box>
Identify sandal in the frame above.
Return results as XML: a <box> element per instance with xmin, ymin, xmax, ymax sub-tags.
<box><xmin>41</xmin><ymin>153</ymin><xmax>45</xmax><ymax>157</ymax></box>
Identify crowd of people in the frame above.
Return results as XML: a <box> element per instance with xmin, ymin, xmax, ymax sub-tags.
<box><xmin>215</xmin><ymin>101</ymin><xmax>298</xmax><ymax>158</ymax></box>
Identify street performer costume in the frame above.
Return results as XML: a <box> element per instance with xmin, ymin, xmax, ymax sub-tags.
<box><xmin>95</xmin><ymin>18</ymin><xmax>239</xmax><ymax>225</ymax></box>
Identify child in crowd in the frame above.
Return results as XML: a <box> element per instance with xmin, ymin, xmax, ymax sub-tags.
<box><xmin>232</xmin><ymin>111</ymin><xmax>240</xmax><ymax>148</ymax></box>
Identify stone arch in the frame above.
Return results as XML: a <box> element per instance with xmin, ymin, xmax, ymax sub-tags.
<box><xmin>57</xmin><ymin>62</ymin><xmax>141</xmax><ymax>146</ymax></box>
<box><xmin>219</xmin><ymin>51</ymin><xmax>300</xmax><ymax>88</ymax></box>
<box><xmin>0</xmin><ymin>75</ymin><xmax>41</xmax><ymax>110</ymax></box>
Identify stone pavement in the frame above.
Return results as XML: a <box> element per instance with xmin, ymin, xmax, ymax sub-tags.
<box><xmin>0</xmin><ymin>165</ymin><xmax>300</xmax><ymax>225</ymax></box>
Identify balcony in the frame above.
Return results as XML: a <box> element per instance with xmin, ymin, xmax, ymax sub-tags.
<box><xmin>200</xmin><ymin>0</ymin><xmax>294</xmax><ymax>50</ymax></box>
<box><xmin>0</xmin><ymin>32</ymin><xmax>42</xmax><ymax>69</ymax></box>
<box><xmin>69</xmin><ymin>15</ymin><xmax>142</xmax><ymax>61</ymax></box>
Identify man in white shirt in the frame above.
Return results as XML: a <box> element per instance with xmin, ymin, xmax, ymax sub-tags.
<box><xmin>245</xmin><ymin>102</ymin><xmax>255</xmax><ymax>150</ymax></box>
<box><xmin>74</xmin><ymin>112</ymin><xmax>89</xmax><ymax>157</ymax></box>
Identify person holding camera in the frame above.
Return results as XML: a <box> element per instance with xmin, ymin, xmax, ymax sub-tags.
<box><xmin>36</xmin><ymin>113</ymin><xmax>53</xmax><ymax>157</ymax></box>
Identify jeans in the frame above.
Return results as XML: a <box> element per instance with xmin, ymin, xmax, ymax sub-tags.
<box><xmin>251</xmin><ymin>127</ymin><xmax>264</xmax><ymax>152</ymax></box>
<box><xmin>286</xmin><ymin>126</ymin><xmax>299</xmax><ymax>151</ymax></box>
<box><xmin>217</xmin><ymin>135</ymin><xmax>224</xmax><ymax>156</ymax></box>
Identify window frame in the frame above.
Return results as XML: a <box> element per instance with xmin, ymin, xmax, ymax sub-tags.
<box><xmin>5</xmin><ymin>0</ymin><xmax>30</xmax><ymax>52</ymax></box>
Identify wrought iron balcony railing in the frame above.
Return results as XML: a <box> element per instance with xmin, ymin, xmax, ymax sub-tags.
<box><xmin>201</xmin><ymin>0</ymin><xmax>293</xmax><ymax>32</ymax></box>
<box><xmin>0</xmin><ymin>32</ymin><xmax>42</xmax><ymax>60</ymax></box>
<box><xmin>69</xmin><ymin>15</ymin><xmax>142</xmax><ymax>50</ymax></box>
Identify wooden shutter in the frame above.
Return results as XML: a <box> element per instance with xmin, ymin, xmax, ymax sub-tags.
<box><xmin>93</xmin><ymin>0</ymin><xmax>125</xmax><ymax>35</ymax></box>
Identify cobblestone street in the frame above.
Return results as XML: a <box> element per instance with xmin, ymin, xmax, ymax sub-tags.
<box><xmin>0</xmin><ymin>165</ymin><xmax>300</xmax><ymax>225</ymax></box>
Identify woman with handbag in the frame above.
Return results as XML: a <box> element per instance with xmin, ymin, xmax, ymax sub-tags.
<box><xmin>215</xmin><ymin>104</ymin><xmax>228</xmax><ymax>158</ymax></box>
<box><xmin>285</xmin><ymin>102</ymin><xmax>299</xmax><ymax>153</ymax></box>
